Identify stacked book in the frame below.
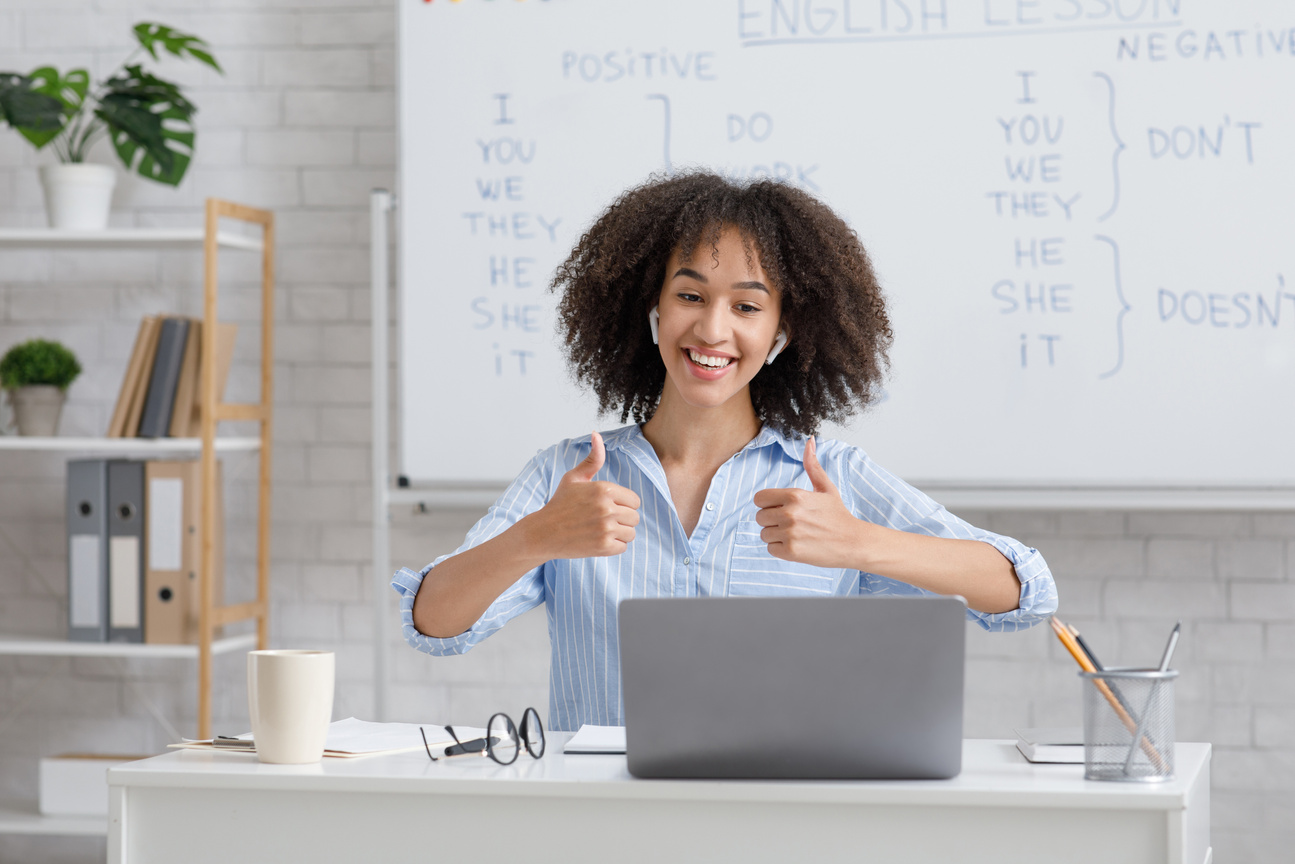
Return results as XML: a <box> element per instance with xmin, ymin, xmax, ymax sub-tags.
<box><xmin>1014</xmin><ymin>728</ymin><xmax>1084</xmax><ymax>764</ymax></box>
<box><xmin>107</xmin><ymin>315</ymin><xmax>237</xmax><ymax>438</ymax></box>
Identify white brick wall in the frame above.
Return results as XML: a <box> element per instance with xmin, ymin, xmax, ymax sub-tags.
<box><xmin>2</xmin><ymin>4</ymin><xmax>1293</xmax><ymax>862</ymax></box>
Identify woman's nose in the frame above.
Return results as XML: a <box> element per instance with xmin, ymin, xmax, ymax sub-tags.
<box><xmin>696</xmin><ymin>306</ymin><xmax>728</xmax><ymax>343</ymax></box>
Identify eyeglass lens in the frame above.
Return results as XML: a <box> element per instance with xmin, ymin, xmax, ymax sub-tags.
<box><xmin>487</xmin><ymin>713</ymin><xmax>520</xmax><ymax>765</ymax></box>
<box><xmin>521</xmin><ymin>707</ymin><xmax>545</xmax><ymax>759</ymax></box>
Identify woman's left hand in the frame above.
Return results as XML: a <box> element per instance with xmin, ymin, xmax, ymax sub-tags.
<box><xmin>752</xmin><ymin>437</ymin><xmax>864</xmax><ymax>570</ymax></box>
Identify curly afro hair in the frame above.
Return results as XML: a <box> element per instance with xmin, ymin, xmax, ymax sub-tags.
<box><xmin>551</xmin><ymin>170</ymin><xmax>892</xmax><ymax>437</ymax></box>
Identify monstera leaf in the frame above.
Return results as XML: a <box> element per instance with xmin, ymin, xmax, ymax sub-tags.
<box><xmin>0</xmin><ymin>72</ymin><xmax>69</xmax><ymax>147</ymax></box>
<box><xmin>96</xmin><ymin>65</ymin><xmax>196</xmax><ymax>186</ymax></box>
<box><xmin>16</xmin><ymin>67</ymin><xmax>89</xmax><ymax>147</ymax></box>
<box><xmin>2</xmin><ymin>22</ymin><xmax>219</xmax><ymax>184</ymax></box>
<box><xmin>133</xmin><ymin>23</ymin><xmax>222</xmax><ymax>73</ymax></box>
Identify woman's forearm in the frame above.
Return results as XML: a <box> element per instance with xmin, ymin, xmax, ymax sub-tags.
<box><xmin>850</xmin><ymin>521</ymin><xmax>1021</xmax><ymax>615</ymax></box>
<box><xmin>410</xmin><ymin>515</ymin><xmax>551</xmax><ymax>638</ymax></box>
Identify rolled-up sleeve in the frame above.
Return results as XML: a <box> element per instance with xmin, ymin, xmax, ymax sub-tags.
<box><xmin>833</xmin><ymin>442</ymin><xmax>1058</xmax><ymax>632</ymax></box>
<box><xmin>391</xmin><ymin>450</ymin><xmax>556</xmax><ymax>656</ymax></box>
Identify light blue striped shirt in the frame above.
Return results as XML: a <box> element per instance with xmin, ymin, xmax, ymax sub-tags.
<box><xmin>393</xmin><ymin>424</ymin><xmax>1057</xmax><ymax>731</ymax></box>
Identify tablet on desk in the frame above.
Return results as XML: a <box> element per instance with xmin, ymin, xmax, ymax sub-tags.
<box><xmin>618</xmin><ymin>596</ymin><xmax>967</xmax><ymax>780</ymax></box>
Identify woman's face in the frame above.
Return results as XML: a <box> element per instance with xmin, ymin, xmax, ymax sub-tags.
<box><xmin>655</xmin><ymin>226</ymin><xmax>786</xmax><ymax>412</ymax></box>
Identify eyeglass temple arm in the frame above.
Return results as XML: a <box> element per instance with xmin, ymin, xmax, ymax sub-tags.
<box><xmin>420</xmin><ymin>727</ymin><xmax>440</xmax><ymax>762</ymax></box>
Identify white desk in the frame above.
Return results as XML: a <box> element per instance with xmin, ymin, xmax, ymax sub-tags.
<box><xmin>108</xmin><ymin>738</ymin><xmax>1211</xmax><ymax>864</ymax></box>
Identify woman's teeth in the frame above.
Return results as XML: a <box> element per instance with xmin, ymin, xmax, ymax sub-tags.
<box><xmin>688</xmin><ymin>349</ymin><xmax>733</xmax><ymax>368</ymax></box>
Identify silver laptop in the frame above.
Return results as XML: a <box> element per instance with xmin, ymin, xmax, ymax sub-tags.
<box><xmin>619</xmin><ymin>596</ymin><xmax>966</xmax><ymax>780</ymax></box>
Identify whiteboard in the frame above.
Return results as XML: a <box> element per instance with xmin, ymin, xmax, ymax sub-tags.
<box><xmin>398</xmin><ymin>0</ymin><xmax>1294</xmax><ymax>488</ymax></box>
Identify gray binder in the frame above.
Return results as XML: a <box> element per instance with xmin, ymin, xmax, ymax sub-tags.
<box><xmin>107</xmin><ymin>460</ymin><xmax>145</xmax><ymax>643</ymax></box>
<box><xmin>67</xmin><ymin>460</ymin><xmax>109</xmax><ymax>642</ymax></box>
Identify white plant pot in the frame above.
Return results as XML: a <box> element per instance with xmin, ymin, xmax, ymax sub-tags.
<box><xmin>7</xmin><ymin>385</ymin><xmax>67</xmax><ymax>436</ymax></box>
<box><xmin>39</xmin><ymin>163</ymin><xmax>117</xmax><ymax>230</ymax></box>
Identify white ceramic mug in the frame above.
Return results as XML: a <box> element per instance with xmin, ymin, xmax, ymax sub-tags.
<box><xmin>246</xmin><ymin>650</ymin><xmax>335</xmax><ymax>764</ymax></box>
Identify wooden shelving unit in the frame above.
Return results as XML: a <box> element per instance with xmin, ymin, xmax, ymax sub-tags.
<box><xmin>0</xmin><ymin>200</ymin><xmax>274</xmax><ymax>838</ymax></box>
<box><xmin>0</xmin><ymin>198</ymin><xmax>275</xmax><ymax>741</ymax></box>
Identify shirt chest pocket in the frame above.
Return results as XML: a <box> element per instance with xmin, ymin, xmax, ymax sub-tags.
<box><xmin>726</xmin><ymin>521</ymin><xmax>839</xmax><ymax>597</ymax></box>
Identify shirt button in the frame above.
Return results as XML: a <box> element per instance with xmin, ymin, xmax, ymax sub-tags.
<box><xmin>683</xmin><ymin>557</ymin><xmax>691</xmax><ymax>565</ymax></box>
<box><xmin>705</xmin><ymin>502</ymin><xmax>714</xmax><ymax>511</ymax></box>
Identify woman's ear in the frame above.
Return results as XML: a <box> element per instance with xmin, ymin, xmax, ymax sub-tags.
<box><xmin>765</xmin><ymin>328</ymin><xmax>789</xmax><ymax>365</ymax></box>
<box><xmin>649</xmin><ymin>305</ymin><xmax>660</xmax><ymax>345</ymax></box>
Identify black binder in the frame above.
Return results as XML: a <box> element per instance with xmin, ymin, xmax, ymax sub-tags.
<box><xmin>107</xmin><ymin>460</ymin><xmax>145</xmax><ymax>643</ymax></box>
<box><xmin>67</xmin><ymin>460</ymin><xmax>109</xmax><ymax>642</ymax></box>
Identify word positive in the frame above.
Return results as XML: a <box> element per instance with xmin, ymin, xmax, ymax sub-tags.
<box><xmin>561</xmin><ymin>49</ymin><xmax>717</xmax><ymax>83</ymax></box>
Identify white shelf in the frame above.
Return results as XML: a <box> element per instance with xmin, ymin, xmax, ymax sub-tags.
<box><xmin>0</xmin><ymin>228</ymin><xmax>262</xmax><ymax>252</ymax></box>
<box><xmin>0</xmin><ymin>632</ymin><xmax>257</xmax><ymax>659</ymax></box>
<box><xmin>0</xmin><ymin>802</ymin><xmax>106</xmax><ymax>837</ymax></box>
<box><xmin>0</xmin><ymin>436</ymin><xmax>261</xmax><ymax>455</ymax></box>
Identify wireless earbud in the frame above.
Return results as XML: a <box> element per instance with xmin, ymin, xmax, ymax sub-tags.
<box><xmin>765</xmin><ymin>330</ymin><xmax>788</xmax><ymax>365</ymax></box>
<box><xmin>649</xmin><ymin>305</ymin><xmax>659</xmax><ymax>345</ymax></box>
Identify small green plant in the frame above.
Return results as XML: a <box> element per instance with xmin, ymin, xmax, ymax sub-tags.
<box><xmin>0</xmin><ymin>22</ymin><xmax>221</xmax><ymax>186</ymax></box>
<box><xmin>0</xmin><ymin>339</ymin><xmax>82</xmax><ymax>390</ymax></box>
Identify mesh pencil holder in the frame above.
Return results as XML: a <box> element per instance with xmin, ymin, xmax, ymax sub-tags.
<box><xmin>1080</xmin><ymin>668</ymin><xmax>1177</xmax><ymax>782</ymax></box>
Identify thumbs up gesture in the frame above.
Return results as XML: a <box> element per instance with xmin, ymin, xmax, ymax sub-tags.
<box><xmin>752</xmin><ymin>437</ymin><xmax>860</xmax><ymax>570</ymax></box>
<box><xmin>531</xmin><ymin>431</ymin><xmax>641</xmax><ymax>560</ymax></box>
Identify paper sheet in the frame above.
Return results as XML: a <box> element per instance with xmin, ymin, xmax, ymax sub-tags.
<box><xmin>563</xmin><ymin>725</ymin><xmax>626</xmax><ymax>754</ymax></box>
<box><xmin>170</xmin><ymin>718</ymin><xmax>489</xmax><ymax>759</ymax></box>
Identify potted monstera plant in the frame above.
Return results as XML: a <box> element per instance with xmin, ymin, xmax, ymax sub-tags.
<box><xmin>0</xmin><ymin>339</ymin><xmax>82</xmax><ymax>436</ymax></box>
<box><xmin>0</xmin><ymin>23</ymin><xmax>221</xmax><ymax>229</ymax></box>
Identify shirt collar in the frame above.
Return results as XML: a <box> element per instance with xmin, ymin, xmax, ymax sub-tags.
<box><xmin>746</xmin><ymin>424</ymin><xmax>807</xmax><ymax>462</ymax></box>
<box><xmin>604</xmin><ymin>423</ymin><xmax>806</xmax><ymax>463</ymax></box>
<box><xmin>599</xmin><ymin>424</ymin><xmax>643</xmax><ymax>453</ymax></box>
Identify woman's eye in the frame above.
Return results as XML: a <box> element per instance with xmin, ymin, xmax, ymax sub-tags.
<box><xmin>678</xmin><ymin>292</ymin><xmax>701</xmax><ymax>303</ymax></box>
<box><xmin>736</xmin><ymin>303</ymin><xmax>760</xmax><ymax>314</ymax></box>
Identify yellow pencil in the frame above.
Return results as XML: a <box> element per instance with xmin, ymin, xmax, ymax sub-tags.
<box><xmin>1050</xmin><ymin>616</ymin><xmax>1167</xmax><ymax>772</ymax></box>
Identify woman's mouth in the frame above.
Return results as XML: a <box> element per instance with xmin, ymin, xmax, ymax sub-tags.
<box><xmin>683</xmin><ymin>349</ymin><xmax>735</xmax><ymax>375</ymax></box>
<box><xmin>687</xmin><ymin>349</ymin><xmax>733</xmax><ymax>369</ymax></box>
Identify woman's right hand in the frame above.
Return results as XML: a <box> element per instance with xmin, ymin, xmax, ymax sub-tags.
<box><xmin>413</xmin><ymin>431</ymin><xmax>640</xmax><ymax>638</ymax></box>
<box><xmin>524</xmin><ymin>431</ymin><xmax>641</xmax><ymax>559</ymax></box>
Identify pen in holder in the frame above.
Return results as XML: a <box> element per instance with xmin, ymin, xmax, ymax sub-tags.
<box><xmin>1080</xmin><ymin>667</ymin><xmax>1176</xmax><ymax>782</ymax></box>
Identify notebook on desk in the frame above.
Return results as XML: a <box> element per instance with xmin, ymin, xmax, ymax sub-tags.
<box><xmin>618</xmin><ymin>595</ymin><xmax>967</xmax><ymax>780</ymax></box>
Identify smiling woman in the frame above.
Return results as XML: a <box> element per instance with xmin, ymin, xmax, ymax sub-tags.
<box><xmin>554</xmin><ymin>172</ymin><xmax>892</xmax><ymax>437</ymax></box>
<box><xmin>392</xmin><ymin>170</ymin><xmax>1058</xmax><ymax>731</ymax></box>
